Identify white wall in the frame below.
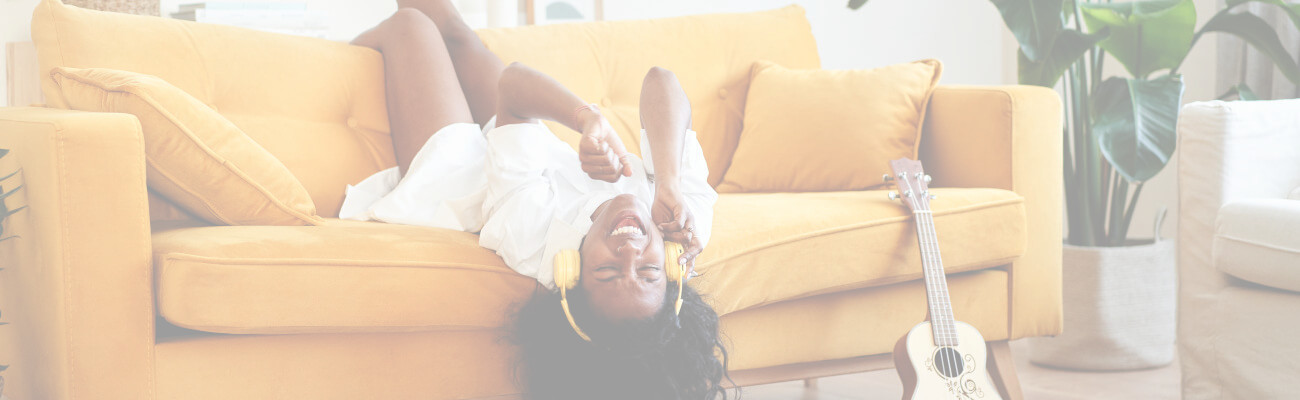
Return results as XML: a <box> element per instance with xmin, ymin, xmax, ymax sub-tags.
<box><xmin>174</xmin><ymin>0</ymin><xmax>1014</xmax><ymax>84</ymax></box>
<box><xmin>1</xmin><ymin>0</ymin><xmax>44</xmax><ymax>106</ymax></box>
<box><xmin>601</xmin><ymin>0</ymin><xmax>1010</xmax><ymax>85</ymax></box>
<box><xmin>156</xmin><ymin>0</ymin><xmax>397</xmax><ymax>41</ymax></box>
<box><xmin>2</xmin><ymin>0</ymin><xmax>1012</xmax><ymax>107</ymax></box>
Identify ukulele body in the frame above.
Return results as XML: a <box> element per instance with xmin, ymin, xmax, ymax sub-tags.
<box><xmin>894</xmin><ymin>321</ymin><xmax>1002</xmax><ymax>400</ymax></box>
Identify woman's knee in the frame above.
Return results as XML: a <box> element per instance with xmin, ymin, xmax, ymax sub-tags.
<box><xmin>643</xmin><ymin>66</ymin><xmax>677</xmax><ymax>83</ymax></box>
<box><xmin>356</xmin><ymin>9</ymin><xmax>443</xmax><ymax>50</ymax></box>
<box><xmin>385</xmin><ymin>8</ymin><xmax>441</xmax><ymax>37</ymax></box>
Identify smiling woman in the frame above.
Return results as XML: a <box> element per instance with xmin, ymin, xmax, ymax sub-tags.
<box><xmin>334</xmin><ymin>2</ymin><xmax>726</xmax><ymax>397</ymax></box>
<box><xmin>578</xmin><ymin>194</ymin><xmax>670</xmax><ymax>323</ymax></box>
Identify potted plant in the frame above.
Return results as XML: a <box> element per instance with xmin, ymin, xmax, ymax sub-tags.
<box><xmin>0</xmin><ymin>148</ymin><xmax>26</xmax><ymax>397</ymax></box>
<box><xmin>985</xmin><ymin>0</ymin><xmax>1300</xmax><ymax>370</ymax></box>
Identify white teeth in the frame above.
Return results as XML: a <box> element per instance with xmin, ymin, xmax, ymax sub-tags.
<box><xmin>611</xmin><ymin>225</ymin><xmax>643</xmax><ymax>236</ymax></box>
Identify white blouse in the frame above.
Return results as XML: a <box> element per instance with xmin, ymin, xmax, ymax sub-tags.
<box><xmin>339</xmin><ymin>120</ymin><xmax>717</xmax><ymax>289</ymax></box>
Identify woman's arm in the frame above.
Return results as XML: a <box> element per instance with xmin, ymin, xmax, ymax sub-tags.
<box><xmin>497</xmin><ymin>62</ymin><xmax>632</xmax><ymax>182</ymax></box>
<box><xmin>495</xmin><ymin>62</ymin><xmax>587</xmax><ymax>128</ymax></box>
<box><xmin>640</xmin><ymin>66</ymin><xmax>691</xmax><ymax>188</ymax></box>
<box><xmin>640</xmin><ymin>67</ymin><xmax>704</xmax><ymax>266</ymax></box>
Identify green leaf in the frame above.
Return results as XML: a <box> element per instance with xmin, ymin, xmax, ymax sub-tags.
<box><xmin>991</xmin><ymin>0</ymin><xmax>1067</xmax><ymax>62</ymax></box>
<box><xmin>1092</xmin><ymin>76</ymin><xmax>1185</xmax><ymax>182</ymax></box>
<box><xmin>1217</xmin><ymin>83</ymin><xmax>1261</xmax><ymax>100</ymax></box>
<box><xmin>0</xmin><ymin>206</ymin><xmax>26</xmax><ymax>220</ymax></box>
<box><xmin>1227</xmin><ymin>0</ymin><xmax>1300</xmax><ymax>32</ymax></box>
<box><xmin>1019</xmin><ymin>28</ymin><xmax>1109</xmax><ymax>87</ymax></box>
<box><xmin>0</xmin><ymin>186</ymin><xmax>20</xmax><ymax>202</ymax></box>
<box><xmin>1091</xmin><ymin>77</ymin><xmax>1129</xmax><ymax>121</ymax></box>
<box><xmin>1236</xmin><ymin>83</ymin><xmax>1260</xmax><ymax>100</ymax></box>
<box><xmin>848</xmin><ymin>0</ymin><xmax>869</xmax><ymax>10</ymax></box>
<box><xmin>1081</xmin><ymin>0</ymin><xmax>1197</xmax><ymax>78</ymax></box>
<box><xmin>1200</xmin><ymin>11</ymin><xmax>1300</xmax><ymax>84</ymax></box>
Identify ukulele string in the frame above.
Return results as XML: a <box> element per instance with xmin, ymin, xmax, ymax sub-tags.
<box><xmin>920</xmin><ymin>187</ymin><xmax>958</xmax><ymax>380</ymax></box>
<box><xmin>921</xmin><ymin>179</ymin><xmax>960</xmax><ymax>382</ymax></box>
<box><xmin>904</xmin><ymin>172</ymin><xmax>958</xmax><ymax>382</ymax></box>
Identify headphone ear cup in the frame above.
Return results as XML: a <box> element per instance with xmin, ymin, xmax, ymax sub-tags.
<box><xmin>664</xmin><ymin>242</ymin><xmax>686</xmax><ymax>282</ymax></box>
<box><xmin>554</xmin><ymin>249</ymin><xmax>582</xmax><ymax>290</ymax></box>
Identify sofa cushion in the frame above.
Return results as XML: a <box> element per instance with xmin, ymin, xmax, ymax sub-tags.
<box><xmin>32</xmin><ymin>0</ymin><xmax>392</xmax><ymax>217</ymax></box>
<box><xmin>51</xmin><ymin>67</ymin><xmax>320</xmax><ymax>226</ymax></box>
<box><xmin>153</xmin><ymin>219</ymin><xmax>540</xmax><ymax>334</ymax></box>
<box><xmin>721</xmin><ymin>269</ymin><xmax>1010</xmax><ymax>371</ymax></box>
<box><xmin>1215</xmin><ymin>199</ymin><xmax>1300</xmax><ymax>292</ymax></box>
<box><xmin>717</xmin><ymin>59</ymin><xmax>942</xmax><ymax>193</ymax></box>
<box><xmin>154</xmin><ymin>188</ymin><xmax>1024</xmax><ymax>334</ymax></box>
<box><xmin>695</xmin><ymin>188</ymin><xmax>1026</xmax><ymax>315</ymax></box>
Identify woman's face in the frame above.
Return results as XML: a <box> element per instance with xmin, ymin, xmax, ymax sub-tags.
<box><xmin>580</xmin><ymin>193</ymin><xmax>668</xmax><ymax>323</ymax></box>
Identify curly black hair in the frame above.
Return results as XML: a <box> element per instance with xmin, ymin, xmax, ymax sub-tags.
<box><xmin>510</xmin><ymin>282</ymin><xmax>736</xmax><ymax>400</ymax></box>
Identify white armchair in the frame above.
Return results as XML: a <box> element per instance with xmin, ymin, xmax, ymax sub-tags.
<box><xmin>1177</xmin><ymin>99</ymin><xmax>1300</xmax><ymax>400</ymax></box>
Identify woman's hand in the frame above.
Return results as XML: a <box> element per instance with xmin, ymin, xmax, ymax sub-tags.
<box><xmin>578</xmin><ymin>110</ymin><xmax>633</xmax><ymax>183</ymax></box>
<box><xmin>652</xmin><ymin>184</ymin><xmax>703</xmax><ymax>272</ymax></box>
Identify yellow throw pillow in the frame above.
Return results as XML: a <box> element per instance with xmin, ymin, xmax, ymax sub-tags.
<box><xmin>717</xmin><ymin>60</ymin><xmax>942</xmax><ymax>193</ymax></box>
<box><xmin>50</xmin><ymin>67</ymin><xmax>321</xmax><ymax>226</ymax></box>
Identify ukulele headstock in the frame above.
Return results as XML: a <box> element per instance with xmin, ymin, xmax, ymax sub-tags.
<box><xmin>885</xmin><ymin>158</ymin><xmax>934</xmax><ymax>213</ymax></box>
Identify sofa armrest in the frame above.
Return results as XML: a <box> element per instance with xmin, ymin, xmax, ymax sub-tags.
<box><xmin>1178</xmin><ymin>100</ymin><xmax>1300</xmax><ymax>280</ymax></box>
<box><xmin>1177</xmin><ymin>100</ymin><xmax>1300</xmax><ymax>287</ymax></box>
<box><xmin>919</xmin><ymin>85</ymin><xmax>1063</xmax><ymax>339</ymax></box>
<box><xmin>1175</xmin><ymin>100</ymin><xmax>1300</xmax><ymax>395</ymax></box>
<box><xmin>0</xmin><ymin>107</ymin><xmax>155</xmax><ymax>399</ymax></box>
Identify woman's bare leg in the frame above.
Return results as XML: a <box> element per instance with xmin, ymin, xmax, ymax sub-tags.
<box><xmin>397</xmin><ymin>0</ymin><xmax>506</xmax><ymax>126</ymax></box>
<box><xmin>352</xmin><ymin>8</ymin><xmax>474</xmax><ymax>174</ymax></box>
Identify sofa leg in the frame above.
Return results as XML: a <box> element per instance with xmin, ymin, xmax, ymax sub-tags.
<box><xmin>803</xmin><ymin>378</ymin><xmax>818</xmax><ymax>389</ymax></box>
<box><xmin>986</xmin><ymin>340</ymin><xmax>1023</xmax><ymax>400</ymax></box>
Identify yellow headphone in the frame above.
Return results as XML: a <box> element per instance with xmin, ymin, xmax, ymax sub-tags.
<box><xmin>553</xmin><ymin>242</ymin><xmax>687</xmax><ymax>342</ymax></box>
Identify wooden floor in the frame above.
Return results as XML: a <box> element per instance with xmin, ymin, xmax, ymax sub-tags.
<box><xmin>740</xmin><ymin>339</ymin><xmax>1180</xmax><ymax>399</ymax></box>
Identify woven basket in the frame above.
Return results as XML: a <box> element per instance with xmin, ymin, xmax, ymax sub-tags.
<box><xmin>1029</xmin><ymin>239</ymin><xmax>1177</xmax><ymax>370</ymax></box>
<box><xmin>64</xmin><ymin>0</ymin><xmax>159</xmax><ymax>16</ymax></box>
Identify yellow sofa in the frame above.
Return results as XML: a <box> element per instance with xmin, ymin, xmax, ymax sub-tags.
<box><xmin>0</xmin><ymin>1</ymin><xmax>1062</xmax><ymax>398</ymax></box>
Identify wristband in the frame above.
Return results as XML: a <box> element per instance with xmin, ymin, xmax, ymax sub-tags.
<box><xmin>573</xmin><ymin>103</ymin><xmax>599</xmax><ymax>124</ymax></box>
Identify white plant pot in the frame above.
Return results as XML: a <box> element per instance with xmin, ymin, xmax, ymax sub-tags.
<box><xmin>1029</xmin><ymin>239</ymin><xmax>1177</xmax><ymax>371</ymax></box>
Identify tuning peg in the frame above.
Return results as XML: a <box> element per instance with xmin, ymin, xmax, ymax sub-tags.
<box><xmin>888</xmin><ymin>191</ymin><xmax>899</xmax><ymax>201</ymax></box>
<box><xmin>924</xmin><ymin>175</ymin><xmax>932</xmax><ymax>184</ymax></box>
<box><xmin>882</xmin><ymin>174</ymin><xmax>894</xmax><ymax>183</ymax></box>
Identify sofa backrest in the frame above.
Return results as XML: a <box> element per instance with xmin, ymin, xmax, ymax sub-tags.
<box><xmin>476</xmin><ymin>6</ymin><xmax>820</xmax><ymax>186</ymax></box>
<box><xmin>31</xmin><ymin>0</ymin><xmax>391</xmax><ymax>219</ymax></box>
<box><xmin>31</xmin><ymin>0</ymin><xmax>819</xmax><ymax>219</ymax></box>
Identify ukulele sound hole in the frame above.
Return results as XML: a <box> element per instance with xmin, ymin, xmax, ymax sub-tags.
<box><xmin>932</xmin><ymin>347</ymin><xmax>965</xmax><ymax>378</ymax></box>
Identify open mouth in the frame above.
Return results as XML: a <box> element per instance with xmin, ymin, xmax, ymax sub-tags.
<box><xmin>609</xmin><ymin>214</ymin><xmax>645</xmax><ymax>238</ymax></box>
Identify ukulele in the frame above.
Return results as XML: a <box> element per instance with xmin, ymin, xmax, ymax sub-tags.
<box><xmin>887</xmin><ymin>158</ymin><xmax>1001</xmax><ymax>400</ymax></box>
